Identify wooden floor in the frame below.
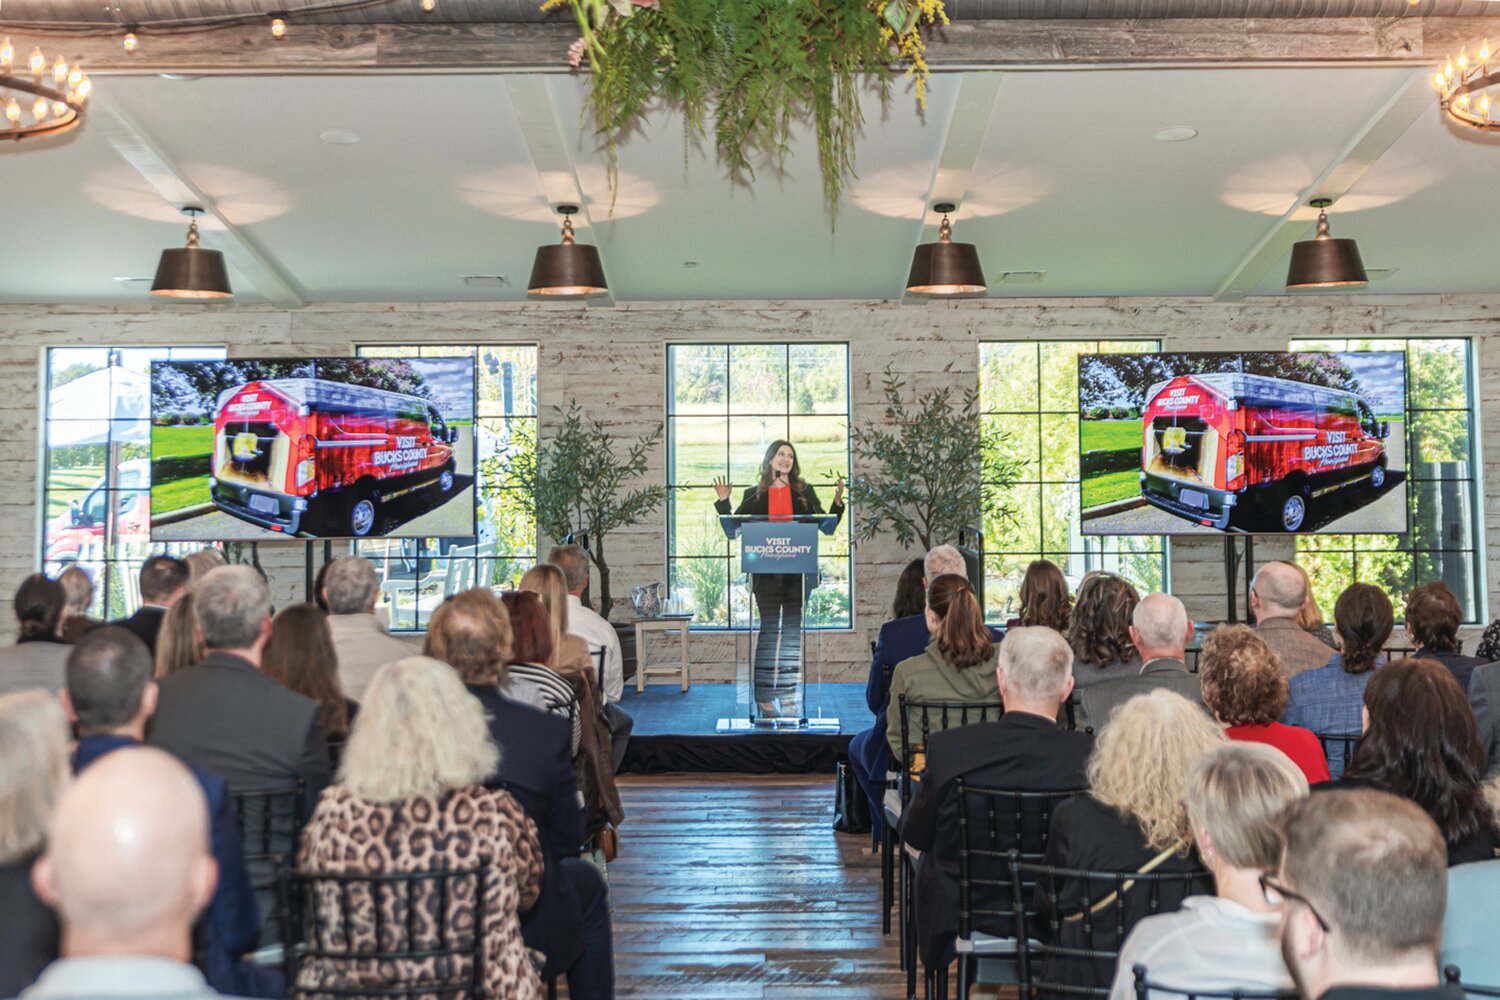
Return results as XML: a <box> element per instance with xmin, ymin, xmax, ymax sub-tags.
<box><xmin>606</xmin><ymin>773</ymin><xmax>906</xmax><ymax>999</ymax></box>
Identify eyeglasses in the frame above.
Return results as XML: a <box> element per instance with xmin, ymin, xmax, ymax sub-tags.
<box><xmin>1259</xmin><ymin>872</ymin><xmax>1330</xmax><ymax>932</ymax></box>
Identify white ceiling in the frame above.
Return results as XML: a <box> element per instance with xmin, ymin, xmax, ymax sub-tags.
<box><xmin>0</xmin><ymin>63</ymin><xmax>1497</xmax><ymax>305</ymax></box>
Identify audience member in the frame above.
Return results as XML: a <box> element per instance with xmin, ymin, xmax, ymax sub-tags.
<box><xmin>263</xmin><ymin>603</ymin><xmax>354</xmax><ymax>753</ymax></box>
<box><xmin>850</xmin><ymin>544</ymin><xmax>970</xmax><ymax>843</ymax></box>
<box><xmin>1080</xmin><ymin>593</ymin><xmax>1203</xmax><ymax>728</ymax></box>
<box><xmin>1066</xmin><ymin>573</ymin><xmax>1141</xmax><ymax>731</ymax></box>
<box><xmin>1476</xmin><ymin>616</ymin><xmax>1500</xmax><ymax>665</ymax></box>
<box><xmin>891</xmin><ymin>558</ymin><xmax>926</xmax><ymax>620</ymax></box>
<box><xmin>1283</xmin><ymin>582</ymin><xmax>1392</xmax><ymax>778</ymax></box>
<box><xmin>0</xmin><ymin>574</ymin><xmax>69</xmax><ymax>696</ymax></box>
<box><xmin>1110</xmin><ymin>742</ymin><xmax>1309</xmax><ymax>1000</ymax></box>
<box><xmin>1336</xmin><ymin>657</ymin><xmax>1499</xmax><ymax>865</ymax></box>
<box><xmin>1012</xmin><ymin>558</ymin><xmax>1071</xmax><ymax>633</ymax></box>
<box><xmin>885</xmin><ymin>573</ymin><xmax>1001</xmax><ymax>762</ymax></box>
<box><xmin>902</xmin><ymin>626</ymin><xmax>1092</xmax><ymax>973</ymax></box>
<box><xmin>153</xmin><ymin>591</ymin><xmax>203</xmax><ymax>679</ymax></box>
<box><xmin>1039</xmin><ymin>689</ymin><xmax>1223</xmax><ymax>991</ymax></box>
<box><xmin>112</xmin><ymin>555</ymin><xmax>189</xmax><ymax>655</ymax></box>
<box><xmin>1405</xmin><ymin>582</ymin><xmax>1488</xmax><ymax>692</ymax></box>
<box><xmin>1468</xmin><ymin>656</ymin><xmax>1500</xmax><ymax>780</ymax></box>
<box><xmin>520</xmin><ymin>564</ymin><xmax>597</xmax><ymax>675</ymax></box>
<box><xmin>424</xmin><ymin>593</ymin><xmax>614</xmax><ymax>997</ymax></box>
<box><xmin>61</xmin><ymin>627</ymin><xmax>267</xmax><ymax>997</ymax></box>
<box><xmin>1198</xmin><ymin>624</ymin><xmax>1329</xmax><ymax>784</ymax></box>
<box><xmin>296</xmin><ymin>656</ymin><xmax>544</xmax><ymax>999</ymax></box>
<box><xmin>501</xmin><ymin>589</ymin><xmax>584</xmax><ymax>754</ymax></box>
<box><xmin>318</xmin><ymin>556</ymin><xmax>415</xmax><ymax>700</ymax></box>
<box><xmin>1273</xmin><ymin>789</ymin><xmax>1449</xmax><ymax>1000</ymax></box>
<box><xmin>548</xmin><ymin>544</ymin><xmax>632</xmax><ymax>772</ymax></box>
<box><xmin>1250</xmin><ymin>561</ymin><xmax>1339</xmax><ymax>676</ymax></box>
<box><xmin>1292</xmin><ymin>563</ymin><xmax>1338</xmax><ymax>649</ymax></box>
<box><xmin>0</xmin><ymin>691</ymin><xmax>67</xmax><ymax>996</ymax></box>
<box><xmin>56</xmin><ymin>567</ymin><xmax>101</xmax><ymax>644</ymax></box>
<box><xmin>23</xmin><ymin>749</ymin><xmax>220</xmax><ymax>999</ymax></box>
<box><xmin>183</xmin><ymin>547</ymin><xmax>226</xmax><ymax>582</ymax></box>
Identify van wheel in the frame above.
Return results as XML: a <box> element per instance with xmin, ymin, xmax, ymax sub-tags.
<box><xmin>438</xmin><ymin>464</ymin><xmax>455</xmax><ymax>493</ymax></box>
<box><xmin>1370</xmin><ymin>462</ymin><xmax>1387</xmax><ymax>490</ymax></box>
<box><xmin>348</xmin><ymin>489</ymin><xmax>379</xmax><ymax>538</ymax></box>
<box><xmin>1279</xmin><ymin>489</ymin><xmax>1308</xmax><ymax>532</ymax></box>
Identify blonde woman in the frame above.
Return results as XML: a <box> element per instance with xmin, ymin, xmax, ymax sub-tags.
<box><xmin>297</xmin><ymin>656</ymin><xmax>544</xmax><ymax>999</ymax></box>
<box><xmin>1039</xmin><ymin>689</ymin><xmax>1226</xmax><ymax>991</ymax></box>
<box><xmin>519</xmin><ymin>564</ymin><xmax>594</xmax><ymax>674</ymax></box>
<box><xmin>153</xmin><ymin>591</ymin><xmax>202</xmax><ymax>678</ymax></box>
<box><xmin>1289</xmin><ymin>562</ymin><xmax>1337</xmax><ymax>648</ymax></box>
<box><xmin>0</xmin><ymin>691</ymin><xmax>70</xmax><ymax>994</ymax></box>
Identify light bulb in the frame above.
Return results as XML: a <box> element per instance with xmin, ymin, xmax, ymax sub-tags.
<box><xmin>0</xmin><ymin>39</ymin><xmax>12</xmax><ymax>71</ymax></box>
<box><xmin>51</xmin><ymin>101</ymin><xmax>67</xmax><ymax>118</ymax></box>
<box><xmin>1483</xmin><ymin>94</ymin><xmax>1493</xmax><ymax>115</ymax></box>
<box><xmin>6</xmin><ymin>99</ymin><xmax>20</xmax><ymax>123</ymax></box>
<box><xmin>421</xmin><ymin>0</ymin><xmax>435</xmax><ymax>10</ymax></box>
<box><xmin>67</xmin><ymin>67</ymin><xmax>82</xmax><ymax>86</ymax></box>
<box><xmin>1458</xmin><ymin>93</ymin><xmax>1470</xmax><ymax>109</ymax></box>
<box><xmin>31</xmin><ymin>97</ymin><xmax>47</xmax><ymax>121</ymax></box>
<box><xmin>1459</xmin><ymin>49</ymin><xmax>1469</xmax><ymax>69</ymax></box>
<box><xmin>28</xmin><ymin>47</ymin><xmax>44</xmax><ymax>76</ymax></box>
<box><xmin>1446</xmin><ymin>61</ymin><xmax>1455</xmax><ymax>79</ymax></box>
<box><xmin>122</xmin><ymin>32</ymin><xmax>138</xmax><ymax>52</ymax></box>
<box><xmin>1483</xmin><ymin>41</ymin><xmax>1492</xmax><ymax>63</ymax></box>
<box><xmin>1434</xmin><ymin>71</ymin><xmax>1447</xmax><ymax>91</ymax></box>
<box><xmin>270</xmin><ymin>17</ymin><xmax>286</xmax><ymax>38</ymax></box>
<box><xmin>52</xmin><ymin>57</ymin><xmax>67</xmax><ymax>82</ymax></box>
<box><xmin>74</xmin><ymin>76</ymin><xmax>91</xmax><ymax>99</ymax></box>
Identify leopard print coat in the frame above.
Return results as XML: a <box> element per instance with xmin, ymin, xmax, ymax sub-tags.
<box><xmin>297</xmin><ymin>784</ymin><xmax>545</xmax><ymax>999</ymax></box>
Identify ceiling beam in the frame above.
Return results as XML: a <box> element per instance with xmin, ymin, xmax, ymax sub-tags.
<box><xmin>1212</xmin><ymin>67</ymin><xmax>1432</xmax><ymax>301</ymax></box>
<box><xmin>91</xmin><ymin>92</ymin><xmax>306</xmax><ymax>308</ymax></box>
<box><xmin>7</xmin><ymin>17</ymin><xmax>1497</xmax><ymax>74</ymax></box>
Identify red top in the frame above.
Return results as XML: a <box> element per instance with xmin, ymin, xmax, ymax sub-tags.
<box><xmin>1226</xmin><ymin>721</ymin><xmax>1332</xmax><ymax>784</ymax></box>
<box><xmin>768</xmin><ymin>483</ymin><xmax>793</xmax><ymax>522</ymax></box>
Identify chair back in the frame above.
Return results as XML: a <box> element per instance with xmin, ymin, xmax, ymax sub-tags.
<box><xmin>1131</xmin><ymin>963</ymin><xmax>1298</xmax><ymax>1000</ymax></box>
<box><xmin>1315</xmin><ymin>732</ymin><xmax>1361</xmax><ymax>777</ymax></box>
<box><xmin>896</xmin><ymin>696</ymin><xmax>1005</xmax><ymax>805</ymax></box>
<box><xmin>280</xmin><ymin>864</ymin><xmax>490</xmax><ymax>998</ymax></box>
<box><xmin>956</xmin><ymin>782</ymin><xmax>1081</xmax><ymax>941</ymax></box>
<box><xmin>1010</xmin><ymin>852</ymin><xmax>1212</xmax><ymax>997</ymax></box>
<box><xmin>1445</xmin><ymin>965</ymin><xmax>1500</xmax><ymax>999</ymax></box>
<box><xmin>231</xmin><ymin>783</ymin><xmax>308</xmax><ymax>943</ymax></box>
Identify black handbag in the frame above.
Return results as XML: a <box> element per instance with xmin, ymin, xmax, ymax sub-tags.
<box><xmin>833</xmin><ymin>759</ymin><xmax>872</xmax><ymax>834</ymax></box>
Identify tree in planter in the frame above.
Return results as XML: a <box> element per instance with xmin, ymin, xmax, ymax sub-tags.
<box><xmin>847</xmin><ymin>369</ymin><xmax>1021</xmax><ymax>551</ymax></box>
<box><xmin>517</xmin><ymin>400</ymin><xmax>670</xmax><ymax>622</ymax></box>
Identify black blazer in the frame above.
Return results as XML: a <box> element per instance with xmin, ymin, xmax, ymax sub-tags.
<box><xmin>714</xmin><ymin>481</ymin><xmax>845</xmax><ymax>521</ymax></box>
<box><xmin>901</xmin><ymin>712</ymin><xmax>1092</xmax><ymax>969</ymax></box>
<box><xmin>467</xmin><ymin>683</ymin><xmax>586</xmax><ymax>980</ymax></box>
<box><xmin>0</xmin><ymin>854</ymin><xmax>56</xmax><ymax>996</ymax></box>
<box><xmin>112</xmin><ymin>604</ymin><xmax>168</xmax><ymax>655</ymax></box>
<box><xmin>1418</xmin><ymin>648</ymin><xmax>1490</xmax><ymax>695</ymax></box>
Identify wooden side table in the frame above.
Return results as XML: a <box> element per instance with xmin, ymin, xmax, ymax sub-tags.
<box><xmin>634</xmin><ymin>616</ymin><xmax>693</xmax><ymax>692</ymax></box>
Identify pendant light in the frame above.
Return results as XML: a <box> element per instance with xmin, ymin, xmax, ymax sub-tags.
<box><xmin>1286</xmin><ymin>198</ymin><xmax>1367</xmax><ymax>289</ymax></box>
<box><xmin>151</xmin><ymin>207</ymin><xmax>232</xmax><ymax>299</ymax></box>
<box><xmin>906</xmin><ymin>202</ymin><xmax>986</xmax><ymax>296</ymax></box>
<box><xmin>528</xmin><ymin>204</ymin><xmax>608</xmax><ymax>297</ymax></box>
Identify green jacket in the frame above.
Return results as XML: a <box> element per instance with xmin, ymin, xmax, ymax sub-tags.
<box><xmin>886</xmin><ymin>640</ymin><xmax>1002</xmax><ymax>761</ymax></box>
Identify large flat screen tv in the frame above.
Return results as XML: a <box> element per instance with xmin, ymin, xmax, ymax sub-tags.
<box><xmin>150</xmin><ymin>356</ymin><xmax>477</xmax><ymax>541</ymax></box>
<box><xmin>1078</xmin><ymin>350</ymin><xmax>1407</xmax><ymax>535</ymax></box>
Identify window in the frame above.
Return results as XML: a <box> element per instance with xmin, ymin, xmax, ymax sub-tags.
<box><xmin>979</xmin><ymin>340</ymin><xmax>1168</xmax><ymax>622</ymax></box>
<box><xmin>1291</xmin><ymin>338</ymin><xmax>1484</xmax><ymax>622</ymax></box>
<box><xmin>666</xmin><ymin>344</ymin><xmax>852</xmax><ymax>629</ymax></box>
<box><xmin>42</xmin><ymin>346</ymin><xmax>227</xmax><ymax>618</ymax></box>
<box><xmin>355</xmin><ymin>345</ymin><xmax>537</xmax><ymax>631</ymax></box>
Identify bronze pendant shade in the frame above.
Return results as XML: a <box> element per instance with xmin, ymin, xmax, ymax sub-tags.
<box><xmin>529</xmin><ymin>204</ymin><xmax>608</xmax><ymax>297</ymax></box>
<box><xmin>906</xmin><ymin>202</ymin><xmax>986</xmax><ymax>296</ymax></box>
<box><xmin>151</xmin><ymin>208</ymin><xmax>232</xmax><ymax>299</ymax></box>
<box><xmin>1286</xmin><ymin>199</ymin><xmax>1367</xmax><ymax>289</ymax></box>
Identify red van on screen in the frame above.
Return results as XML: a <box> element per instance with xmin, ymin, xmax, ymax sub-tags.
<box><xmin>1140</xmin><ymin>372</ymin><xmax>1391</xmax><ymax>532</ymax></box>
<box><xmin>210</xmin><ymin>378</ymin><xmax>459</xmax><ymax>537</ymax></box>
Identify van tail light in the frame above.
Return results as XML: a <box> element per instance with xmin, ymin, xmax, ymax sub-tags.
<box><xmin>1224</xmin><ymin>430</ymin><xmax>1246</xmax><ymax>489</ymax></box>
<box><xmin>295</xmin><ymin>435</ymin><xmax>316</xmax><ymax>491</ymax></box>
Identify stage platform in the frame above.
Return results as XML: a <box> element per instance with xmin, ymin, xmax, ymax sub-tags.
<box><xmin>617</xmin><ymin>681</ymin><xmax>875</xmax><ymax>775</ymax></box>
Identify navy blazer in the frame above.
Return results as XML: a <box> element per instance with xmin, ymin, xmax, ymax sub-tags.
<box><xmin>110</xmin><ymin>605</ymin><xmax>168</xmax><ymax>656</ymax></box>
<box><xmin>466</xmin><ymin>683</ymin><xmax>585</xmax><ymax>979</ymax></box>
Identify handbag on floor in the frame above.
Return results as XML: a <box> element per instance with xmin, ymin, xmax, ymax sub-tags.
<box><xmin>833</xmin><ymin>759</ymin><xmax>872</xmax><ymax>834</ymax></box>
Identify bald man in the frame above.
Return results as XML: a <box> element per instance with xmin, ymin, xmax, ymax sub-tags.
<box><xmin>1080</xmin><ymin>593</ymin><xmax>1206</xmax><ymax>729</ymax></box>
<box><xmin>1250</xmin><ymin>561</ymin><xmax>1337</xmax><ymax>677</ymax></box>
<box><xmin>24</xmin><ymin>748</ymin><xmax>228</xmax><ymax>999</ymax></box>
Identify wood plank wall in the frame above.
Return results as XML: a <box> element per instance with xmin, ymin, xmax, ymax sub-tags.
<box><xmin>3</xmin><ymin>294</ymin><xmax>1496</xmax><ymax>679</ymax></box>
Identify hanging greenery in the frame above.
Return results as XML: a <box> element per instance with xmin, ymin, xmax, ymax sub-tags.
<box><xmin>541</xmin><ymin>0</ymin><xmax>949</xmax><ymax>218</ymax></box>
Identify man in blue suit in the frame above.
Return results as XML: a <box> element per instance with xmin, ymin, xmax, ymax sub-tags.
<box><xmin>847</xmin><ymin>544</ymin><xmax>971</xmax><ymax>843</ymax></box>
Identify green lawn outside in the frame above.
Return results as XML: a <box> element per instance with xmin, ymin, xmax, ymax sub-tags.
<box><xmin>1080</xmin><ymin>419</ymin><xmax>1143</xmax><ymax>453</ymax></box>
<box><xmin>1082</xmin><ymin>469</ymin><xmax>1142</xmax><ymax>508</ymax></box>
<box><xmin>45</xmin><ymin>467</ymin><xmax>104</xmax><ymax>521</ymax></box>
<box><xmin>152</xmin><ymin>476</ymin><xmax>211</xmax><ymax>516</ymax></box>
<box><xmin>153</xmin><ymin>424</ymin><xmax>214</xmax><ymax>459</ymax></box>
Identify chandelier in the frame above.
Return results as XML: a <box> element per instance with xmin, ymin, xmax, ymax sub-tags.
<box><xmin>0</xmin><ymin>37</ymin><xmax>91</xmax><ymax>141</ymax></box>
<box><xmin>1434</xmin><ymin>40</ymin><xmax>1499</xmax><ymax>131</ymax></box>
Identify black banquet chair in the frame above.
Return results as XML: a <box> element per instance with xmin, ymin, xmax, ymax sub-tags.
<box><xmin>1445</xmin><ymin>965</ymin><xmax>1500</xmax><ymax>999</ymax></box>
<box><xmin>1130</xmin><ymin>963</ymin><xmax>1299</xmax><ymax>1000</ymax></box>
<box><xmin>1315</xmin><ymin>732</ymin><xmax>1362</xmax><ymax>776</ymax></box>
<box><xmin>231</xmin><ymin>782</ymin><xmax>308</xmax><ymax>947</ymax></box>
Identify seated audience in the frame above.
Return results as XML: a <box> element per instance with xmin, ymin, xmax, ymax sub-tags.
<box><xmin>1039</xmin><ymin>689</ymin><xmax>1224</xmax><ymax>991</ymax></box>
<box><xmin>112</xmin><ymin>555</ymin><xmax>189</xmax><ymax>655</ymax></box>
<box><xmin>184</xmin><ymin>547</ymin><xmax>226</xmax><ymax>581</ymax></box>
<box><xmin>1293</xmin><ymin>563</ymin><xmax>1338</xmax><ymax>649</ymax></box>
<box><xmin>1336</xmin><ymin>657</ymin><xmax>1499</xmax><ymax>865</ymax></box>
<box><xmin>849</xmin><ymin>544</ymin><xmax>970</xmax><ymax>843</ymax></box>
<box><xmin>1010</xmin><ymin>558</ymin><xmax>1071</xmax><ymax>633</ymax></box>
<box><xmin>61</xmin><ymin>627</ymin><xmax>268</xmax><ymax>997</ymax></box>
<box><xmin>891</xmin><ymin>557</ymin><xmax>927</xmax><ymax>620</ymax></box>
<box><xmin>296</xmin><ymin>656</ymin><xmax>544</xmax><ymax>999</ymax></box>
<box><xmin>318</xmin><ymin>555</ymin><xmax>415</xmax><ymax>700</ymax></box>
<box><xmin>501</xmin><ymin>589</ymin><xmax>584</xmax><ymax>754</ymax></box>
<box><xmin>902</xmin><ymin>626</ymin><xmax>1092</xmax><ymax>973</ymax></box>
<box><xmin>1468</xmin><ymin>656</ymin><xmax>1500</xmax><ymax>780</ymax></box>
<box><xmin>23</xmin><ymin>748</ymin><xmax>221</xmax><ymax>1000</ymax></box>
<box><xmin>1080</xmin><ymin>593</ymin><xmax>1203</xmax><ymax>729</ymax></box>
<box><xmin>1283</xmin><ymin>582</ymin><xmax>1393</xmax><ymax>778</ymax></box>
<box><xmin>153</xmin><ymin>591</ymin><xmax>202</xmax><ymax>679</ymax></box>
<box><xmin>1110</xmin><ymin>742</ymin><xmax>1309</xmax><ymax>1000</ymax></box>
<box><xmin>1250</xmin><ymin>561</ymin><xmax>1339</xmax><ymax>676</ymax></box>
<box><xmin>57</xmin><ymin>567</ymin><xmax>101</xmax><ymax>644</ymax></box>
<box><xmin>0</xmin><ymin>691</ymin><xmax>67</xmax><ymax>996</ymax></box>
<box><xmin>0</xmin><ymin>574</ymin><xmax>69</xmax><ymax>696</ymax></box>
<box><xmin>1066</xmin><ymin>572</ymin><xmax>1141</xmax><ymax>731</ymax></box>
<box><xmin>548</xmin><ymin>544</ymin><xmax>633</xmax><ymax>773</ymax></box>
<box><xmin>1273</xmin><ymin>789</ymin><xmax>1449</xmax><ymax>1000</ymax></box>
<box><xmin>424</xmin><ymin>592</ymin><xmax>614</xmax><ymax>997</ymax></box>
<box><xmin>1405</xmin><ymin>582</ymin><xmax>1488</xmax><ymax>691</ymax></box>
<box><xmin>263</xmin><ymin>603</ymin><xmax>355</xmax><ymax>759</ymax></box>
<box><xmin>1198</xmin><ymin>624</ymin><xmax>1330</xmax><ymax>784</ymax></box>
<box><xmin>885</xmin><ymin>572</ymin><xmax>1001</xmax><ymax>763</ymax></box>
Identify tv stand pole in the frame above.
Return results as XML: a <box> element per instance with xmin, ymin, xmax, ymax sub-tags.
<box><xmin>1221</xmin><ymin>535</ymin><xmax>1259</xmax><ymax>624</ymax></box>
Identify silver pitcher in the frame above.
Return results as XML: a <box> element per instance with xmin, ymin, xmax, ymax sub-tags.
<box><xmin>630</xmin><ymin>581</ymin><xmax>664</xmax><ymax>618</ymax></box>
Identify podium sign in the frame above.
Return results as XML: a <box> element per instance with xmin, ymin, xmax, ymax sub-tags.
<box><xmin>739</xmin><ymin>520</ymin><xmax>819</xmax><ymax>575</ymax></box>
